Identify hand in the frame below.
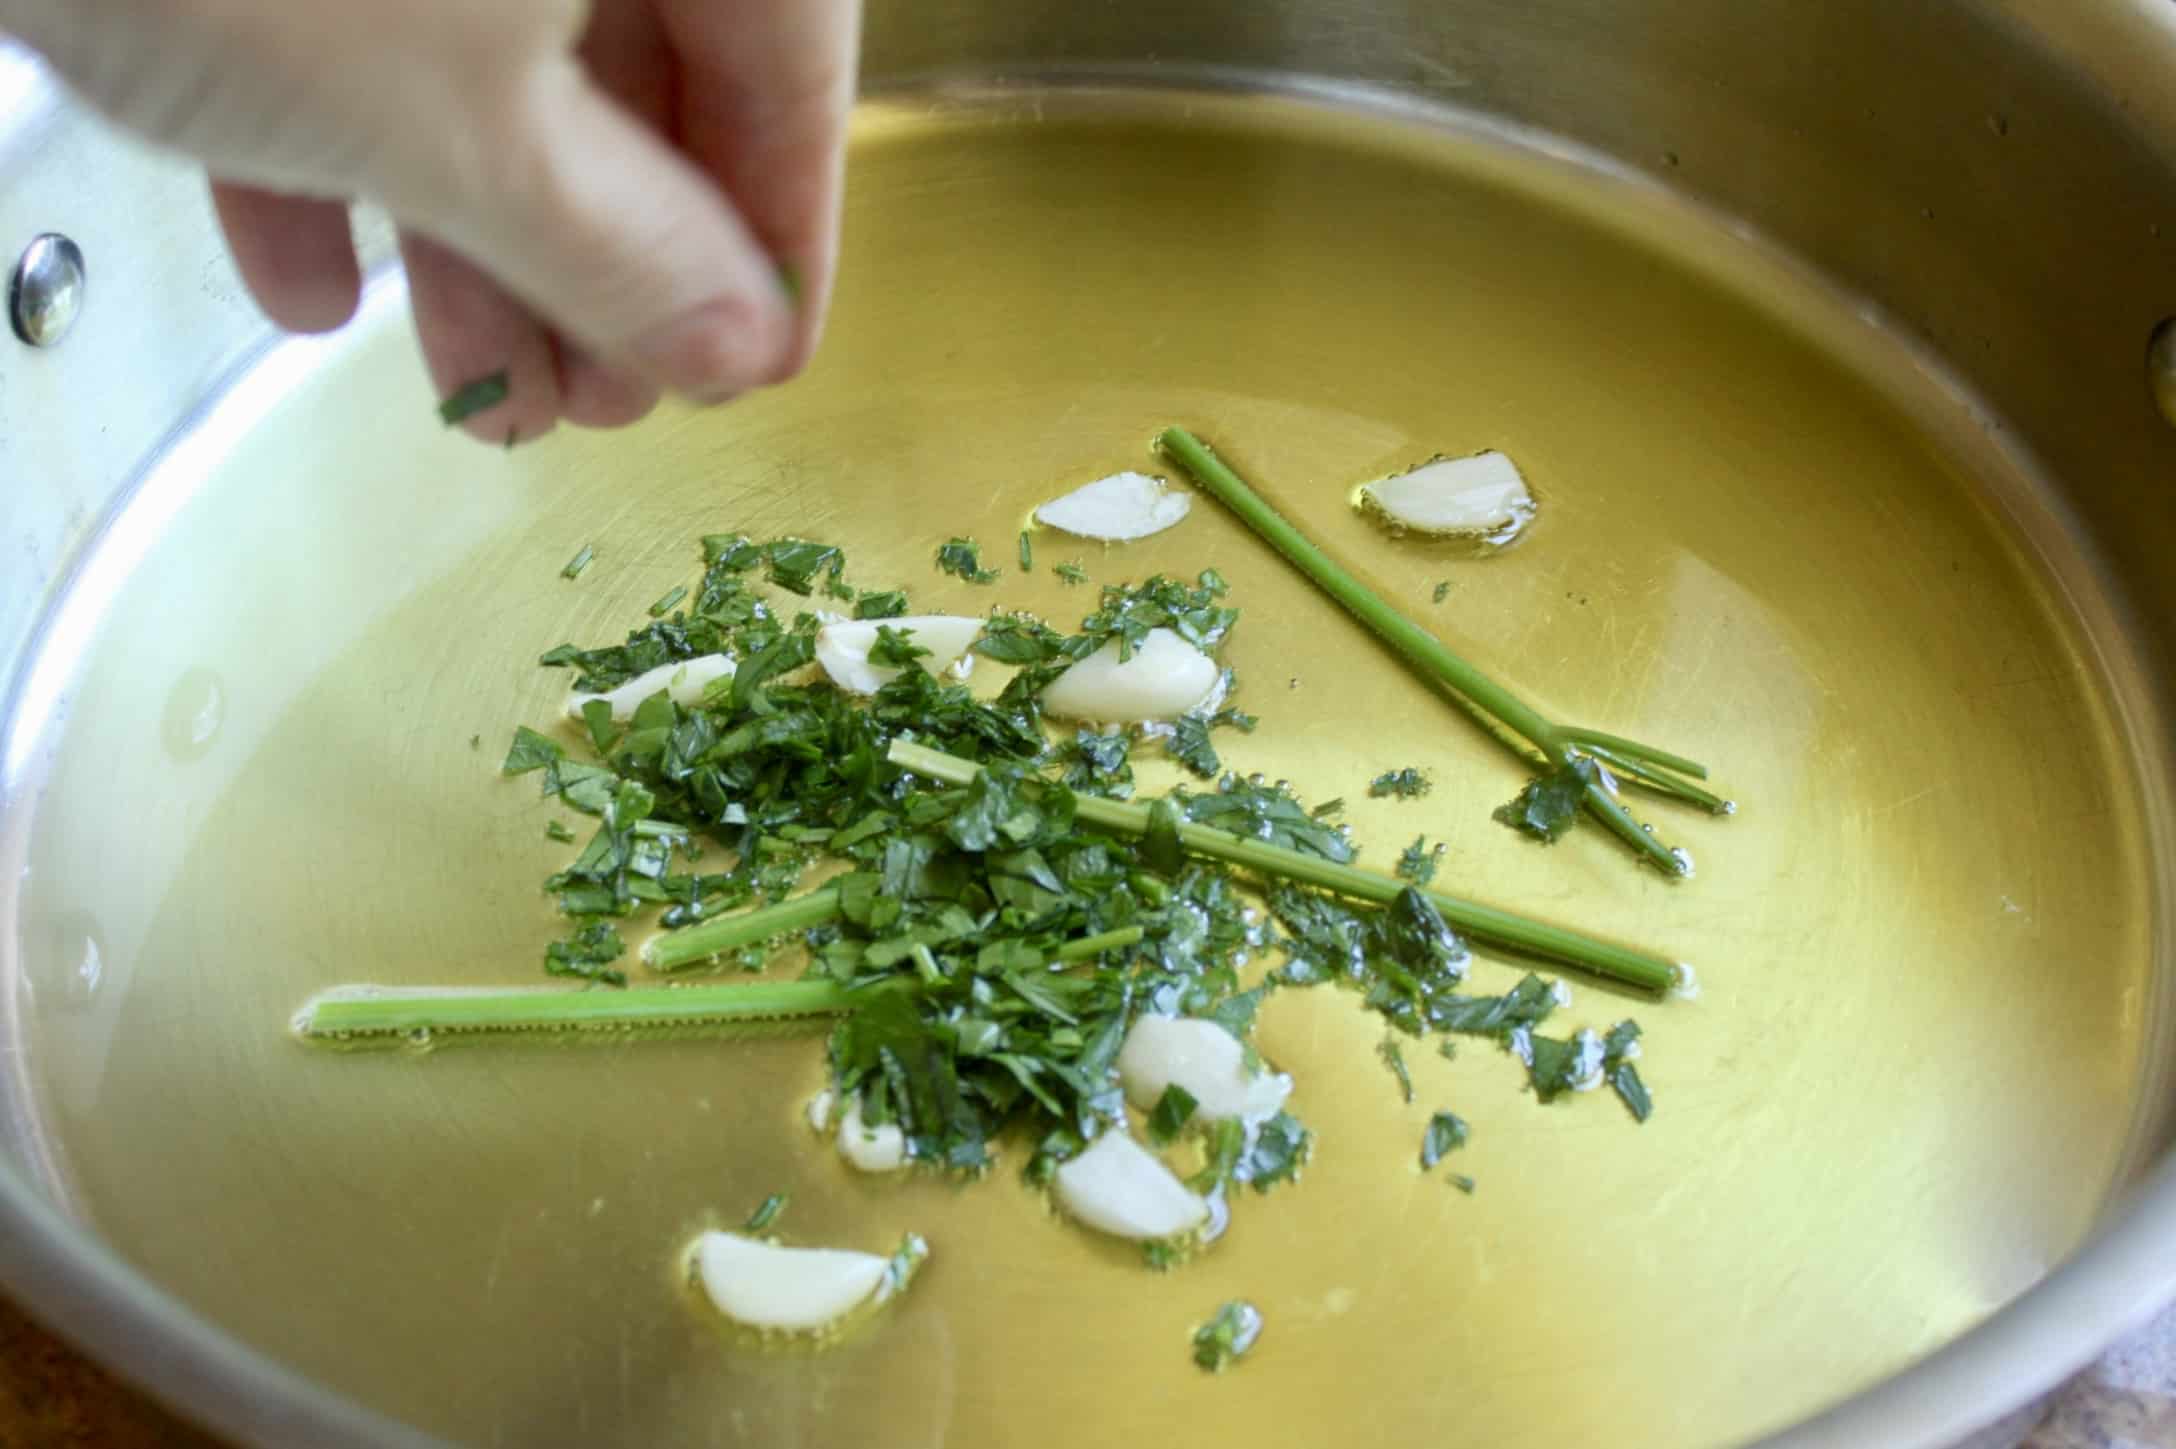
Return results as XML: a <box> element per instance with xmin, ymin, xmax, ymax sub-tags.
<box><xmin>6</xmin><ymin>0</ymin><xmax>861</xmax><ymax>441</ymax></box>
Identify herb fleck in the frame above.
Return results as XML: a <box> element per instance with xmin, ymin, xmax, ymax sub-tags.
<box><xmin>1395</xmin><ymin>835</ymin><xmax>1442</xmax><ymax>887</ymax></box>
<box><xmin>1054</xmin><ymin>562</ymin><xmax>1088</xmax><ymax>585</ymax></box>
<box><xmin>1017</xmin><ymin>531</ymin><xmax>1034</xmax><ymax>571</ymax></box>
<box><xmin>1192</xmin><ymin>1301</ymin><xmax>1263</xmax><ymax>1372</ymax></box>
<box><xmin>1377</xmin><ymin>1036</ymin><xmax>1414</xmax><ymax>1103</ymax></box>
<box><xmin>744</xmin><ymin>1193</ymin><xmax>788</xmax><ymax>1232</ymax></box>
<box><xmin>437</xmin><ymin>369</ymin><xmax>509</xmax><ymax>425</ymax></box>
<box><xmin>1420</xmin><ymin>1110</ymin><xmax>1469</xmax><ymax>1169</ymax></box>
<box><xmin>648</xmin><ymin>584</ymin><xmax>688</xmax><ymax>618</ymax></box>
<box><xmin>561</xmin><ymin>544</ymin><xmax>596</xmax><ymax>581</ymax></box>
<box><xmin>935</xmin><ymin>537</ymin><xmax>1000</xmax><ymax>584</ymax></box>
<box><xmin>1368</xmin><ymin>767</ymin><xmax>1431</xmax><ymax>800</ymax></box>
<box><xmin>1433</xmin><ymin>581</ymin><xmax>1451</xmax><ymax>604</ymax></box>
<box><xmin>1148</xmin><ymin>1084</ymin><xmax>1198</xmax><ymax>1146</ymax></box>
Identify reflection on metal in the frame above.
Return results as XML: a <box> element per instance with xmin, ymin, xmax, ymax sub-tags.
<box><xmin>2151</xmin><ymin>317</ymin><xmax>2176</xmax><ymax>430</ymax></box>
<box><xmin>8</xmin><ymin>232</ymin><xmax>84</xmax><ymax>347</ymax></box>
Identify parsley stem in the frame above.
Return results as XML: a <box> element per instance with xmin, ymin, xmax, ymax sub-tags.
<box><xmin>1053</xmin><ymin>925</ymin><xmax>1147</xmax><ymax>961</ymax></box>
<box><xmin>886</xmin><ymin>741</ymin><xmax>1678</xmax><ymax>993</ymax></box>
<box><xmin>1577</xmin><ymin>743</ymin><xmax>1733</xmax><ymax>814</ymax></box>
<box><xmin>643</xmin><ymin>888</ymin><xmax>844</xmax><ymax>973</ymax></box>
<box><xmin>294</xmin><ymin>980</ymin><xmax>854</xmax><ymax>1042</ymax></box>
<box><xmin>1554</xmin><ymin>728</ymin><xmax>1707</xmax><ymax>781</ymax></box>
<box><xmin>1157</xmin><ymin>427</ymin><xmax>1703</xmax><ymax>878</ymax></box>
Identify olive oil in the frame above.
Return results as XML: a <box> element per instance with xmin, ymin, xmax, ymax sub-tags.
<box><xmin>3</xmin><ymin>89</ymin><xmax>2156</xmax><ymax>1448</ymax></box>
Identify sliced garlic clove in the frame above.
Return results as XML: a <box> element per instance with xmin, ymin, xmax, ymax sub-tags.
<box><xmin>815</xmin><ymin>616</ymin><xmax>984</xmax><ymax>696</ymax></box>
<box><xmin>1039</xmin><ymin>628</ymin><xmax>1220</xmax><ymax>724</ymax></box>
<box><xmin>1361</xmin><ymin>452</ymin><xmax>1536</xmax><ymax>540</ymax></box>
<box><xmin>1052</xmin><ymin>1130</ymin><xmax>1210</xmax><ymax>1241</ymax></box>
<box><xmin>565</xmin><ymin>653</ymin><xmax>736</xmax><ymax>723</ymax></box>
<box><xmin>805</xmin><ymin>1090</ymin><xmax>835</xmax><ymax>1134</ymax></box>
<box><xmin>1035</xmin><ymin>471</ymin><xmax>1193</xmax><ymax>541</ymax></box>
<box><xmin>691</xmin><ymin>1232</ymin><xmax>891</xmax><ymax>1333</ymax></box>
<box><xmin>1118</xmin><ymin>1015</ymin><xmax>1291</xmax><ymax>1124</ymax></box>
<box><xmin>837</xmin><ymin>1094</ymin><xmax>909</xmax><ymax>1173</ymax></box>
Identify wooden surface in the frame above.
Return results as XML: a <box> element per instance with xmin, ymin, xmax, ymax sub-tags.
<box><xmin>0</xmin><ymin>1296</ymin><xmax>215</xmax><ymax>1448</ymax></box>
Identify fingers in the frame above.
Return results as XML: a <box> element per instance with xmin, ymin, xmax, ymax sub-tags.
<box><xmin>391</xmin><ymin>52</ymin><xmax>796</xmax><ymax>406</ymax></box>
<box><xmin>398</xmin><ymin>230</ymin><xmax>564</xmax><ymax>445</ymax></box>
<box><xmin>660</xmin><ymin>0</ymin><xmax>861</xmax><ymax>371</ymax></box>
<box><xmin>556</xmin><ymin>343</ymin><xmax>661</xmax><ymax>429</ymax></box>
<box><xmin>208</xmin><ymin>181</ymin><xmax>362</xmax><ymax>334</ymax></box>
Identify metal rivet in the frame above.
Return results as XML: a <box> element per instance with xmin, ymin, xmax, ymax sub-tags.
<box><xmin>9</xmin><ymin>233</ymin><xmax>87</xmax><ymax>347</ymax></box>
<box><xmin>2152</xmin><ymin>317</ymin><xmax>2176</xmax><ymax>430</ymax></box>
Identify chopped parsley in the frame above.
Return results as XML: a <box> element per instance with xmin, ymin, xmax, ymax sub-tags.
<box><xmin>648</xmin><ymin>584</ymin><xmax>688</xmax><ymax>617</ymax></box>
<box><xmin>855</xmin><ymin>589</ymin><xmax>909</xmax><ymax>619</ymax></box>
<box><xmin>1054</xmin><ymin>561</ymin><xmax>1088</xmax><ymax>585</ymax></box>
<box><xmin>1168</xmin><ymin>716</ymin><xmax>1221</xmax><ymax>778</ymax></box>
<box><xmin>544</xmin><ymin>920</ymin><xmax>626</xmax><ymax>986</ymax></box>
<box><xmin>935</xmin><ymin>537</ymin><xmax>1000</xmax><ymax>584</ymax></box>
<box><xmin>1494</xmin><ymin>757</ymin><xmax>1600</xmax><ymax>843</ymax></box>
<box><xmin>1192</xmin><ymin>1301</ymin><xmax>1263</xmax><ymax>1372</ymax></box>
<box><xmin>1377</xmin><ymin>1036</ymin><xmax>1414</xmax><ymax>1103</ymax></box>
<box><xmin>1395</xmin><ymin>835</ymin><xmax>1442</xmax><ymax>886</ymax></box>
<box><xmin>1147</xmin><ymin>1085</ymin><xmax>1198</xmax><ymax>1146</ymax></box>
<box><xmin>743</xmin><ymin>1193</ymin><xmax>788</xmax><ymax>1231</ymax></box>
<box><xmin>437</xmin><ymin>369</ymin><xmax>509</xmax><ymax>425</ymax></box>
<box><xmin>545</xmin><ymin>820</ymin><xmax>577</xmax><ymax>843</ymax></box>
<box><xmin>1017</xmin><ymin>531</ymin><xmax>1034</xmax><ymax>571</ymax></box>
<box><xmin>1420</xmin><ymin>1111</ymin><xmax>1469</xmax><ymax>1169</ymax></box>
<box><xmin>1368</xmin><ymin>767</ymin><xmax>1431</xmax><ymax>799</ymax></box>
<box><xmin>561</xmin><ymin>544</ymin><xmax>596</xmax><ymax>580</ymax></box>
<box><xmin>1432</xmin><ymin>581</ymin><xmax>1450</xmax><ymax>604</ymax></box>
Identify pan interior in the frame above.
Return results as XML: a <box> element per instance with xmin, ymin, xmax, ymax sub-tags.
<box><xmin>0</xmin><ymin>88</ymin><xmax>2158</xmax><ymax>1449</ymax></box>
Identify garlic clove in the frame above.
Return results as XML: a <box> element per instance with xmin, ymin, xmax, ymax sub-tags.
<box><xmin>1035</xmin><ymin>472</ymin><xmax>1193</xmax><ymax>541</ymax></box>
<box><xmin>564</xmin><ymin>653</ymin><xmax>736</xmax><ymax>722</ymax></box>
<box><xmin>1038</xmin><ymin>628</ymin><xmax>1220</xmax><ymax>724</ymax></box>
<box><xmin>816</xmin><ymin>616</ymin><xmax>984</xmax><ymax>696</ymax></box>
<box><xmin>690</xmin><ymin>1232</ymin><xmax>891</xmax><ymax>1333</ymax></box>
<box><xmin>836</xmin><ymin>1094</ymin><xmax>909</xmax><ymax>1173</ymax></box>
<box><xmin>1361</xmin><ymin>452</ymin><xmax>1535</xmax><ymax>540</ymax></box>
<box><xmin>1051</xmin><ymin>1130</ymin><xmax>1210</xmax><ymax>1241</ymax></box>
<box><xmin>1118</xmin><ymin>1015</ymin><xmax>1291</xmax><ymax>1124</ymax></box>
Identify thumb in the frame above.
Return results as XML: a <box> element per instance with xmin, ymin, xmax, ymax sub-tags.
<box><xmin>394</xmin><ymin>57</ymin><xmax>798</xmax><ymax>403</ymax></box>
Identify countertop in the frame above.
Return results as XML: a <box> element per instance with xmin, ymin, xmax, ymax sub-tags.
<box><xmin>2</xmin><ymin>1290</ymin><xmax>2173</xmax><ymax>1448</ymax></box>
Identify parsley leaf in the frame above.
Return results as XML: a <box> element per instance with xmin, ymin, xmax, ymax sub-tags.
<box><xmin>854</xmin><ymin>589</ymin><xmax>909</xmax><ymax>620</ymax></box>
<box><xmin>437</xmin><ymin>369</ymin><xmax>509</xmax><ymax>425</ymax></box>
<box><xmin>935</xmin><ymin>537</ymin><xmax>1000</xmax><ymax>584</ymax></box>
<box><xmin>1420</xmin><ymin>1111</ymin><xmax>1469</xmax><ymax>1169</ymax></box>
<box><xmin>1395</xmin><ymin>835</ymin><xmax>1441</xmax><ymax>886</ymax></box>
<box><xmin>1192</xmin><ymin>1301</ymin><xmax>1263</xmax><ymax>1372</ymax></box>
<box><xmin>1377</xmin><ymin>1036</ymin><xmax>1414</xmax><ymax>1103</ymax></box>
<box><xmin>1235</xmin><ymin>1111</ymin><xmax>1310</xmax><ymax>1191</ymax></box>
<box><xmin>502</xmin><ymin>726</ymin><xmax>563</xmax><ymax>775</ymax></box>
<box><xmin>1148</xmin><ymin>1084</ymin><xmax>1198</xmax><ymax>1146</ymax></box>
<box><xmin>1494</xmin><ymin>756</ymin><xmax>1600</xmax><ymax>843</ymax></box>
<box><xmin>1054</xmin><ymin>562</ymin><xmax>1088</xmax><ymax>585</ymax></box>
<box><xmin>1368</xmin><ymin>767</ymin><xmax>1431</xmax><ymax>799</ymax></box>
<box><xmin>544</xmin><ymin>921</ymin><xmax>626</xmax><ymax>987</ymax></box>
<box><xmin>1168</xmin><ymin>716</ymin><xmax>1221</xmax><ymax>778</ymax></box>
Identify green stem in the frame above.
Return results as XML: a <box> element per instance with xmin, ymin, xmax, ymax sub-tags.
<box><xmin>1577</xmin><ymin>743</ymin><xmax>1734</xmax><ymax>814</ymax></box>
<box><xmin>1555</xmin><ymin>728</ymin><xmax>1708</xmax><ymax>781</ymax></box>
<box><xmin>1053</xmin><ymin>925</ymin><xmax>1147</xmax><ymax>961</ymax></box>
<box><xmin>1157</xmin><ymin>427</ymin><xmax>1562</xmax><ymax>755</ymax></box>
<box><xmin>888</xmin><ymin>741</ymin><xmax>1678</xmax><ymax>994</ymax></box>
<box><xmin>296</xmin><ymin>980</ymin><xmax>855</xmax><ymax>1043</ymax></box>
<box><xmin>1159</xmin><ymin>426</ymin><xmax>1705</xmax><ymax>878</ymax></box>
<box><xmin>643</xmin><ymin>887</ymin><xmax>843</xmax><ymax>972</ymax></box>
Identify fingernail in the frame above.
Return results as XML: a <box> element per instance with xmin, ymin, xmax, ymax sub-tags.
<box><xmin>629</xmin><ymin>299</ymin><xmax>785</xmax><ymax>404</ymax></box>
